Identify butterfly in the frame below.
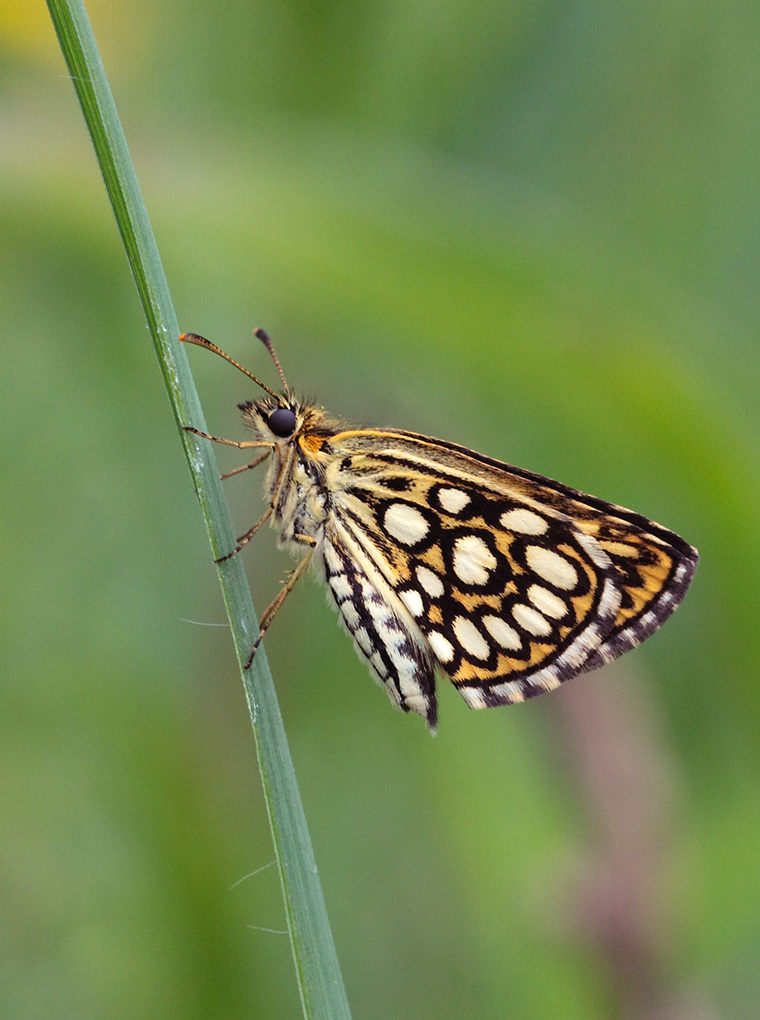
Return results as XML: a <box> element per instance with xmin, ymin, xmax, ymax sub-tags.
<box><xmin>181</xmin><ymin>329</ymin><xmax>698</xmax><ymax>732</ymax></box>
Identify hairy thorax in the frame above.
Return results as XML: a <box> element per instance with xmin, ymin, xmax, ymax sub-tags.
<box><xmin>267</xmin><ymin>445</ymin><xmax>329</xmax><ymax>551</ymax></box>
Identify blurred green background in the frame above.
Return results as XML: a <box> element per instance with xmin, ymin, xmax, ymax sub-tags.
<box><xmin>2</xmin><ymin>2</ymin><xmax>758</xmax><ymax>1018</ymax></box>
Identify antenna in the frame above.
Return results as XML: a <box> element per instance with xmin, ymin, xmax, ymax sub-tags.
<box><xmin>179</xmin><ymin>333</ymin><xmax>282</xmax><ymax>401</ymax></box>
<box><xmin>254</xmin><ymin>327</ymin><xmax>289</xmax><ymax>393</ymax></box>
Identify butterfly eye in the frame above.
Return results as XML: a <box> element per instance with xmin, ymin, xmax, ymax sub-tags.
<box><xmin>268</xmin><ymin>407</ymin><xmax>297</xmax><ymax>437</ymax></box>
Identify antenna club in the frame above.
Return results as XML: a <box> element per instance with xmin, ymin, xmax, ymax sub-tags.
<box><xmin>253</xmin><ymin>326</ymin><xmax>289</xmax><ymax>392</ymax></box>
<box><xmin>179</xmin><ymin>332</ymin><xmax>207</xmax><ymax>347</ymax></box>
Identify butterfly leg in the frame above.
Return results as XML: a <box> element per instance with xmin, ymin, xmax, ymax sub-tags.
<box><xmin>215</xmin><ymin>507</ymin><xmax>274</xmax><ymax>563</ymax></box>
<box><xmin>244</xmin><ymin>541</ymin><xmax>316</xmax><ymax>669</ymax></box>
<box><xmin>221</xmin><ymin>450</ymin><xmax>271</xmax><ymax>480</ymax></box>
<box><xmin>183</xmin><ymin>425</ymin><xmax>271</xmax><ymax>451</ymax></box>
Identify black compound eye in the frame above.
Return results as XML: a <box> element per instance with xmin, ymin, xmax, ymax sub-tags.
<box><xmin>267</xmin><ymin>407</ymin><xmax>297</xmax><ymax>437</ymax></box>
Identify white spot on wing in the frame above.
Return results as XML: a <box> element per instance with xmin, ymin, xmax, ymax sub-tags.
<box><xmin>323</xmin><ymin>542</ymin><xmax>343</xmax><ymax>573</ymax></box>
<box><xmin>438</xmin><ymin>487</ymin><xmax>470</xmax><ymax>513</ymax></box>
<box><xmin>486</xmin><ymin>679</ymin><xmax>525</xmax><ymax>704</ymax></box>
<box><xmin>329</xmin><ymin>574</ymin><xmax>352</xmax><ymax>601</ymax></box>
<box><xmin>373</xmin><ymin>613</ymin><xmax>402</xmax><ymax>650</ymax></box>
<box><xmin>525</xmin><ymin>545</ymin><xmax>579</xmax><ymax>590</ymax></box>
<box><xmin>512</xmin><ymin>602</ymin><xmax>552</xmax><ymax>636</ymax></box>
<box><xmin>353</xmin><ymin>627</ymin><xmax>372</xmax><ymax>655</ymax></box>
<box><xmin>482</xmin><ymin>615</ymin><xmax>522</xmax><ymax>650</ymax></box>
<box><xmin>396</xmin><ymin>662</ymin><xmax>423</xmax><ymax>699</ymax></box>
<box><xmin>528</xmin><ymin>585</ymin><xmax>568</xmax><ymax>619</ymax></box>
<box><xmin>459</xmin><ymin>686</ymin><xmax>488</xmax><ymax>709</ymax></box>
<box><xmin>383</xmin><ymin>503</ymin><xmax>429</xmax><ymax>545</ymax></box>
<box><xmin>340</xmin><ymin>600</ymin><xmax>360</xmax><ymax>629</ymax></box>
<box><xmin>416</xmin><ymin>566</ymin><xmax>444</xmax><ymax>599</ymax></box>
<box><xmin>428</xmin><ymin>631</ymin><xmax>455</xmax><ymax>663</ymax></box>
<box><xmin>453</xmin><ymin>617</ymin><xmax>490</xmax><ymax>659</ymax></box>
<box><xmin>370</xmin><ymin>650</ymin><xmax>388</xmax><ymax>679</ymax></box>
<box><xmin>399</xmin><ymin>589</ymin><xmax>424</xmax><ymax>617</ymax></box>
<box><xmin>403</xmin><ymin>690</ymin><xmax>429</xmax><ymax>716</ymax></box>
<box><xmin>598</xmin><ymin>576</ymin><xmax>622</xmax><ymax>615</ymax></box>
<box><xmin>575</xmin><ymin>530</ymin><xmax>612</xmax><ymax>569</ymax></box>
<box><xmin>499</xmin><ymin>508</ymin><xmax>548</xmax><ymax>534</ymax></box>
<box><xmin>452</xmin><ymin>535</ymin><xmax>497</xmax><ymax>585</ymax></box>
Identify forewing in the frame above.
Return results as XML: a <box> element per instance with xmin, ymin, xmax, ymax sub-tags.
<box><xmin>323</xmin><ymin>428</ymin><xmax>698</xmax><ymax>710</ymax></box>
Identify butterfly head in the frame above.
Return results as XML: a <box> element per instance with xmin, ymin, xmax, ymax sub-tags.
<box><xmin>238</xmin><ymin>395</ymin><xmax>299</xmax><ymax>444</ymax></box>
<box><xmin>238</xmin><ymin>395</ymin><xmax>337</xmax><ymax>450</ymax></box>
<box><xmin>180</xmin><ymin>329</ymin><xmax>338</xmax><ymax>452</ymax></box>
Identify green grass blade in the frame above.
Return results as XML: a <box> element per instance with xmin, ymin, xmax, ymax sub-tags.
<box><xmin>46</xmin><ymin>2</ymin><xmax>352</xmax><ymax>1016</ymax></box>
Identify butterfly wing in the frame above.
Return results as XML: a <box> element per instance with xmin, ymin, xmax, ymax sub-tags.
<box><xmin>321</xmin><ymin>428</ymin><xmax>698</xmax><ymax>716</ymax></box>
<box><xmin>320</xmin><ymin>523</ymin><xmax>439</xmax><ymax>728</ymax></box>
